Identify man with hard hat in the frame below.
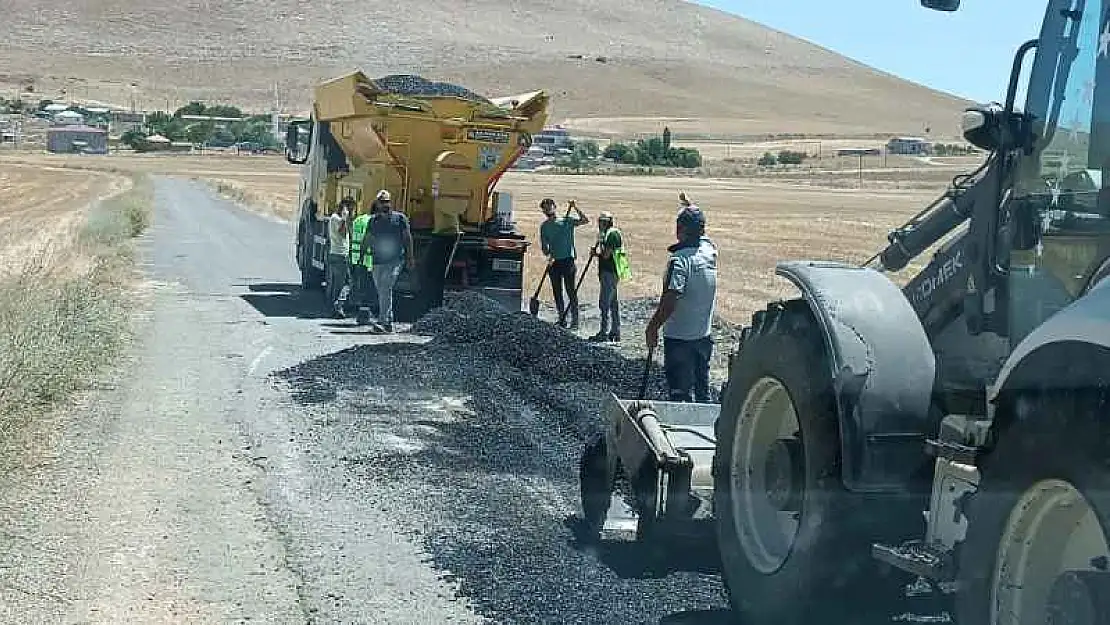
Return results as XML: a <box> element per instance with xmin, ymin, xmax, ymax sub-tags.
<box><xmin>589</xmin><ymin>211</ymin><xmax>627</xmax><ymax>342</ymax></box>
<box><xmin>358</xmin><ymin>189</ymin><xmax>414</xmax><ymax>333</ymax></box>
<box><xmin>645</xmin><ymin>197</ymin><xmax>718</xmax><ymax>403</ymax></box>
<box><xmin>539</xmin><ymin>197</ymin><xmax>589</xmax><ymax>329</ymax></box>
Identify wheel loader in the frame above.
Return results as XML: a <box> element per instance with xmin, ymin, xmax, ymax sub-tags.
<box><xmin>284</xmin><ymin>72</ymin><xmax>549</xmax><ymax>320</ymax></box>
<box><xmin>580</xmin><ymin>1</ymin><xmax>1110</xmax><ymax>622</ymax></box>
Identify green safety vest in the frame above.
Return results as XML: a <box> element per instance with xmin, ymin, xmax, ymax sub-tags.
<box><xmin>349</xmin><ymin>214</ymin><xmax>373</xmax><ymax>268</ymax></box>
<box><xmin>604</xmin><ymin>228</ymin><xmax>632</xmax><ymax>281</ymax></box>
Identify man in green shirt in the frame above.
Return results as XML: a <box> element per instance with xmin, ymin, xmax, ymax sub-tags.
<box><xmin>589</xmin><ymin>211</ymin><xmax>624</xmax><ymax>342</ymax></box>
<box><xmin>539</xmin><ymin>197</ymin><xmax>589</xmax><ymax>329</ymax></box>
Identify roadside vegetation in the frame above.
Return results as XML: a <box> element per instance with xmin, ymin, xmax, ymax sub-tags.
<box><xmin>0</xmin><ymin>178</ymin><xmax>152</xmax><ymax>432</ymax></box>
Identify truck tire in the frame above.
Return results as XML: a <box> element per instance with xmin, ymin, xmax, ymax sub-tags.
<box><xmin>713</xmin><ymin>301</ymin><xmax>889</xmax><ymax>625</ymax></box>
<box><xmin>957</xmin><ymin>394</ymin><xmax>1110</xmax><ymax>625</ymax></box>
<box><xmin>579</xmin><ymin>431</ymin><xmax>612</xmax><ymax>541</ymax></box>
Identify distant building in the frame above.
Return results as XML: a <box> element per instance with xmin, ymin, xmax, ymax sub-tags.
<box><xmin>47</xmin><ymin>125</ymin><xmax>108</xmax><ymax>154</ymax></box>
<box><xmin>887</xmin><ymin>136</ymin><xmax>932</xmax><ymax>155</ymax></box>
<box><xmin>533</xmin><ymin>125</ymin><xmax>571</xmax><ymax>155</ymax></box>
<box><xmin>53</xmin><ymin>110</ymin><xmax>85</xmax><ymax>126</ymax></box>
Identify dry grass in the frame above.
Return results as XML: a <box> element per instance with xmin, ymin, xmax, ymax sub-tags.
<box><xmin>0</xmin><ymin>173</ymin><xmax>151</xmax><ymax>432</ymax></box>
<box><xmin>0</xmin><ymin>1</ymin><xmax>968</xmax><ymax>137</ymax></box>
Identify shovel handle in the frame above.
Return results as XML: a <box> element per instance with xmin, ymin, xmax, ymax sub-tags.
<box><xmin>638</xmin><ymin>344</ymin><xmax>654</xmax><ymax>400</ymax></box>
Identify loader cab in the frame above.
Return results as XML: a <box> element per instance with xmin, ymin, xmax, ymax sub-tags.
<box><xmin>990</xmin><ymin>0</ymin><xmax>1110</xmax><ymax>346</ymax></box>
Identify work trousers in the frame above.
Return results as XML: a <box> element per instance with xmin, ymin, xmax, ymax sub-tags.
<box><xmin>349</xmin><ymin>264</ymin><xmax>379</xmax><ymax>320</ymax></box>
<box><xmin>549</xmin><ymin>257</ymin><xmax>578</xmax><ymax>323</ymax></box>
<box><xmin>664</xmin><ymin>336</ymin><xmax>713</xmax><ymax>403</ymax></box>
<box><xmin>372</xmin><ymin>263</ymin><xmax>402</xmax><ymax>327</ymax></box>
<box><xmin>326</xmin><ymin>253</ymin><xmax>348</xmax><ymax>310</ymax></box>
<box><xmin>598</xmin><ymin>269</ymin><xmax>620</xmax><ymax>335</ymax></box>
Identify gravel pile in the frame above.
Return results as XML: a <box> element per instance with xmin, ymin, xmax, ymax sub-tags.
<box><xmin>373</xmin><ymin>74</ymin><xmax>492</xmax><ymax>104</ymax></box>
<box><xmin>274</xmin><ymin>292</ymin><xmax>728</xmax><ymax>622</ymax></box>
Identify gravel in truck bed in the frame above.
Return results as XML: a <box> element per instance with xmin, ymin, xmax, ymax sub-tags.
<box><xmin>274</xmin><ymin>292</ymin><xmax>729</xmax><ymax>624</ymax></box>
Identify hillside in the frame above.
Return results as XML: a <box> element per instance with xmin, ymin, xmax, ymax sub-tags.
<box><xmin>0</xmin><ymin>0</ymin><xmax>971</xmax><ymax>137</ymax></box>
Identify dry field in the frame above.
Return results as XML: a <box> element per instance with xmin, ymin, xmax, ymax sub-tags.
<box><xmin>0</xmin><ymin>164</ymin><xmax>131</xmax><ymax>278</ymax></box>
<box><xmin>0</xmin><ymin>151</ymin><xmax>952</xmax><ymax>324</ymax></box>
<box><xmin>1</xmin><ymin>1</ymin><xmax>967</xmax><ymax>138</ymax></box>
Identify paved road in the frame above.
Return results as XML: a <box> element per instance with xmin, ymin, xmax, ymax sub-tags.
<box><xmin>0</xmin><ymin>178</ymin><xmax>731</xmax><ymax>624</ymax></box>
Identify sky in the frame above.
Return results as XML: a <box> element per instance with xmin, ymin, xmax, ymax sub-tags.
<box><xmin>694</xmin><ymin>0</ymin><xmax>1048</xmax><ymax>103</ymax></box>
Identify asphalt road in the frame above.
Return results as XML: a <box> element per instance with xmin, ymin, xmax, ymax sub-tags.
<box><xmin>0</xmin><ymin>178</ymin><xmax>734</xmax><ymax>624</ymax></box>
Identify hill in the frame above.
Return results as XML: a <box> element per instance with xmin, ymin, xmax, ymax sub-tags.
<box><xmin>0</xmin><ymin>0</ymin><xmax>972</xmax><ymax>137</ymax></box>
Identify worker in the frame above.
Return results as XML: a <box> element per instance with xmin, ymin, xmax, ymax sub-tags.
<box><xmin>589</xmin><ymin>211</ymin><xmax>627</xmax><ymax>343</ymax></box>
<box><xmin>359</xmin><ymin>190</ymin><xmax>415</xmax><ymax>333</ymax></box>
<box><xmin>539</xmin><ymin>197</ymin><xmax>589</xmax><ymax>329</ymax></box>
<box><xmin>348</xmin><ymin>195</ymin><xmax>378</xmax><ymax>325</ymax></box>
<box><xmin>326</xmin><ymin>197</ymin><xmax>352</xmax><ymax>318</ymax></box>
<box><xmin>645</xmin><ymin>202</ymin><xmax>718</xmax><ymax>403</ymax></box>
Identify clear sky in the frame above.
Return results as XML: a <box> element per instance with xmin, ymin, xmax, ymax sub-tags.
<box><xmin>693</xmin><ymin>0</ymin><xmax>1048</xmax><ymax>103</ymax></box>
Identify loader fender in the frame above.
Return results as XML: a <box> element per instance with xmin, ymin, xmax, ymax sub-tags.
<box><xmin>989</xmin><ymin>276</ymin><xmax>1110</xmax><ymax>410</ymax></box>
<box><xmin>775</xmin><ymin>260</ymin><xmax>936</xmax><ymax>492</ymax></box>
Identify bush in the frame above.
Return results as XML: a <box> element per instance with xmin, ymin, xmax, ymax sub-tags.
<box><xmin>602</xmin><ymin>136</ymin><xmax>703</xmax><ymax>168</ymax></box>
<box><xmin>758</xmin><ymin>152</ymin><xmax>777</xmax><ymax>166</ymax></box>
<box><xmin>777</xmin><ymin>150</ymin><xmax>807</xmax><ymax>165</ymax></box>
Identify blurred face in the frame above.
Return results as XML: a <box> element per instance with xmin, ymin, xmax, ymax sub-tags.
<box><xmin>377</xmin><ymin>199</ymin><xmax>391</xmax><ymax>213</ymax></box>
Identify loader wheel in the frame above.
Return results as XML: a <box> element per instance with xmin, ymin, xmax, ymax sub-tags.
<box><xmin>579</xmin><ymin>431</ymin><xmax>613</xmax><ymax>541</ymax></box>
<box><xmin>957</xmin><ymin>394</ymin><xmax>1110</xmax><ymax>625</ymax></box>
<box><xmin>713</xmin><ymin>302</ymin><xmax>887</xmax><ymax>625</ymax></box>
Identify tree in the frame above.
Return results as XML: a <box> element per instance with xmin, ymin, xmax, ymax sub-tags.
<box><xmin>174</xmin><ymin>101</ymin><xmax>207</xmax><ymax>117</ymax></box>
<box><xmin>671</xmin><ymin>147</ymin><xmax>702</xmax><ymax>168</ymax></box>
<box><xmin>662</xmin><ymin>126</ymin><xmax>672</xmax><ymax>152</ymax></box>
<box><xmin>186</xmin><ymin>121</ymin><xmax>216</xmax><ymax>145</ymax></box>
<box><xmin>206</xmin><ymin>104</ymin><xmax>244</xmax><ymax>119</ymax></box>
<box><xmin>758</xmin><ymin>152</ymin><xmax>777</xmax><ymax>166</ymax></box>
<box><xmin>121</xmin><ymin>128</ymin><xmax>148</xmax><ymax>151</ymax></box>
<box><xmin>603</xmin><ymin>142</ymin><xmax>634</xmax><ymax>162</ymax></box>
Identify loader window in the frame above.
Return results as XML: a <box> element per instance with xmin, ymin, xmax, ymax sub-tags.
<box><xmin>1018</xmin><ymin>2</ymin><xmax>1107</xmax><ymax>233</ymax></box>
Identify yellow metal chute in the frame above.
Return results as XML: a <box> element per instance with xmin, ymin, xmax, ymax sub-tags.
<box><xmin>311</xmin><ymin>70</ymin><xmax>550</xmax><ymax>234</ymax></box>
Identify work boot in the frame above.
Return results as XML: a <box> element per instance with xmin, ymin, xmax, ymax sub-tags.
<box><xmin>556</xmin><ymin>316</ymin><xmax>568</xmax><ymax>329</ymax></box>
<box><xmin>607</xmin><ymin>332</ymin><xmax>621</xmax><ymax>343</ymax></box>
<box><xmin>588</xmin><ymin>331</ymin><xmax>607</xmax><ymax>342</ymax></box>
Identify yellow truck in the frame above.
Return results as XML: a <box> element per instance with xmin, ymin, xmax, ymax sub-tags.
<box><xmin>284</xmin><ymin>71</ymin><xmax>550</xmax><ymax>320</ymax></box>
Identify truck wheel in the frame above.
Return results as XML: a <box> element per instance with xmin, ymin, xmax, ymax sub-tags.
<box><xmin>713</xmin><ymin>302</ymin><xmax>882</xmax><ymax>625</ymax></box>
<box><xmin>957</xmin><ymin>395</ymin><xmax>1110</xmax><ymax>625</ymax></box>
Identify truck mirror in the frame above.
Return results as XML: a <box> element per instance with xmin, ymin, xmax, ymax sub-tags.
<box><xmin>921</xmin><ymin>0</ymin><xmax>960</xmax><ymax>11</ymax></box>
<box><xmin>285</xmin><ymin>120</ymin><xmax>311</xmax><ymax>165</ymax></box>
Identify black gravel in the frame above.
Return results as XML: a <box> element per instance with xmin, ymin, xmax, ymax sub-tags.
<box><xmin>275</xmin><ymin>292</ymin><xmax>729</xmax><ymax>624</ymax></box>
<box><xmin>373</xmin><ymin>74</ymin><xmax>492</xmax><ymax>104</ymax></box>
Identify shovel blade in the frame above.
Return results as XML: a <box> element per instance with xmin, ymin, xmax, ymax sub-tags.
<box><xmin>529</xmin><ymin>296</ymin><xmax>540</xmax><ymax>316</ymax></box>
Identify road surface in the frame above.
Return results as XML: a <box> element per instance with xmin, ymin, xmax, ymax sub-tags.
<box><xmin>0</xmin><ymin>178</ymin><xmax>731</xmax><ymax>624</ymax></box>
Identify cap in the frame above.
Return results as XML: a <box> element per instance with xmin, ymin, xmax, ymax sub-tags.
<box><xmin>599</xmin><ymin>211</ymin><xmax>614</xmax><ymax>222</ymax></box>
<box><xmin>376</xmin><ymin>189</ymin><xmax>392</xmax><ymax>201</ymax></box>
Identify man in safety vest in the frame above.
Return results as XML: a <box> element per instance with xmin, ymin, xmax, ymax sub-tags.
<box><xmin>589</xmin><ymin>211</ymin><xmax>628</xmax><ymax>343</ymax></box>
<box><xmin>348</xmin><ymin>194</ymin><xmax>379</xmax><ymax>325</ymax></box>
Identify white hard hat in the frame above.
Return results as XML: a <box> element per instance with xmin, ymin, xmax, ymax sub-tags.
<box><xmin>376</xmin><ymin>189</ymin><xmax>391</xmax><ymax>201</ymax></box>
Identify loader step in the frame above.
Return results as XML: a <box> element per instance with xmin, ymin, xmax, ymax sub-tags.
<box><xmin>871</xmin><ymin>540</ymin><xmax>953</xmax><ymax>582</ymax></box>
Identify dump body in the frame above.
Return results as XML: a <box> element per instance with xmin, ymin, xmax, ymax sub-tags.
<box><xmin>288</xmin><ymin>72</ymin><xmax>550</xmax><ymax>318</ymax></box>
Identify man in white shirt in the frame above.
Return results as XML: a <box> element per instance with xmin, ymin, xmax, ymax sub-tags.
<box><xmin>326</xmin><ymin>198</ymin><xmax>352</xmax><ymax>317</ymax></box>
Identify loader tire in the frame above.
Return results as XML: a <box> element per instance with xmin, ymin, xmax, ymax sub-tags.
<box><xmin>713</xmin><ymin>301</ymin><xmax>891</xmax><ymax>625</ymax></box>
<box><xmin>957</xmin><ymin>393</ymin><xmax>1110</xmax><ymax>625</ymax></box>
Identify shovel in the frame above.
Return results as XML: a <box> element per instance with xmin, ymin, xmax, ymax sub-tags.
<box><xmin>528</xmin><ymin>202</ymin><xmax>575</xmax><ymax>316</ymax></box>
<box><xmin>573</xmin><ymin>249</ymin><xmax>596</xmax><ymax>296</ymax></box>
